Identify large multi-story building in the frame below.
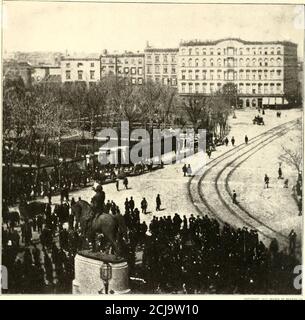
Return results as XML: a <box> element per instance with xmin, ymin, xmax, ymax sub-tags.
<box><xmin>178</xmin><ymin>38</ymin><xmax>298</xmax><ymax>107</ymax></box>
<box><xmin>61</xmin><ymin>57</ymin><xmax>101</xmax><ymax>83</ymax></box>
<box><xmin>144</xmin><ymin>46</ymin><xmax>178</xmax><ymax>87</ymax></box>
<box><xmin>100</xmin><ymin>52</ymin><xmax>145</xmax><ymax>85</ymax></box>
<box><xmin>58</xmin><ymin>38</ymin><xmax>299</xmax><ymax>107</ymax></box>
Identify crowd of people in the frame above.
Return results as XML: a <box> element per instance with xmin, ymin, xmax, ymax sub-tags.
<box><xmin>1</xmin><ymin>109</ymin><xmax>301</xmax><ymax>294</ymax></box>
<box><xmin>141</xmin><ymin>214</ymin><xmax>300</xmax><ymax>294</ymax></box>
<box><xmin>2</xmin><ymin>199</ymin><xmax>82</xmax><ymax>294</ymax></box>
<box><xmin>2</xmin><ymin>163</ymin><xmax>89</xmax><ymax>206</ymax></box>
<box><xmin>2</xmin><ymin>181</ymin><xmax>301</xmax><ymax>294</ymax></box>
<box><xmin>3</xmin><ymin>158</ymin><xmax>164</xmax><ymax>207</ymax></box>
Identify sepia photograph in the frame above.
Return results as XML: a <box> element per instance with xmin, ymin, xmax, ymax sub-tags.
<box><xmin>1</xmin><ymin>0</ymin><xmax>304</xmax><ymax>297</ymax></box>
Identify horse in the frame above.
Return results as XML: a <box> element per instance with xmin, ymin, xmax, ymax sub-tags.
<box><xmin>71</xmin><ymin>200</ymin><xmax>127</xmax><ymax>256</ymax></box>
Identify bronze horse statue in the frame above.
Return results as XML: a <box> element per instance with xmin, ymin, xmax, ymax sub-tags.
<box><xmin>71</xmin><ymin>200</ymin><xmax>127</xmax><ymax>256</ymax></box>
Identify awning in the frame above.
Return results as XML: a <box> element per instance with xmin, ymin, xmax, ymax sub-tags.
<box><xmin>275</xmin><ymin>97</ymin><xmax>283</xmax><ymax>104</ymax></box>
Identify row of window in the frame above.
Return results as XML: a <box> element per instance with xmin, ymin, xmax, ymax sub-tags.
<box><xmin>146</xmin><ymin>76</ymin><xmax>177</xmax><ymax>86</ymax></box>
<box><xmin>181</xmin><ymin>69</ymin><xmax>282</xmax><ymax>81</ymax></box>
<box><xmin>65</xmin><ymin>70</ymin><xmax>144</xmax><ymax>84</ymax></box>
<box><xmin>64</xmin><ymin>55</ymin><xmax>286</xmax><ymax>74</ymax></box>
<box><xmin>146</xmin><ymin>54</ymin><xmax>176</xmax><ymax>64</ymax></box>
<box><xmin>180</xmin><ymin>46</ymin><xmax>283</xmax><ymax>56</ymax></box>
<box><xmin>65</xmin><ymin>70</ymin><xmax>96</xmax><ymax>80</ymax></box>
<box><xmin>117</xmin><ymin>67</ymin><xmax>143</xmax><ymax>75</ymax></box>
<box><xmin>146</xmin><ymin>65</ymin><xmax>176</xmax><ymax>74</ymax></box>
<box><xmin>180</xmin><ymin>82</ymin><xmax>282</xmax><ymax>94</ymax></box>
<box><xmin>101</xmin><ymin>58</ymin><xmax>143</xmax><ymax>65</ymax></box>
<box><xmin>131</xmin><ymin>78</ymin><xmax>143</xmax><ymax>85</ymax></box>
<box><xmin>65</xmin><ymin>62</ymin><xmax>97</xmax><ymax>68</ymax></box>
<box><xmin>181</xmin><ymin>57</ymin><xmax>282</xmax><ymax>68</ymax></box>
<box><xmin>101</xmin><ymin>66</ymin><xmax>143</xmax><ymax>75</ymax></box>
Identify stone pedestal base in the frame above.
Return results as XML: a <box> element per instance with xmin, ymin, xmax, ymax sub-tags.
<box><xmin>73</xmin><ymin>253</ymin><xmax>130</xmax><ymax>294</ymax></box>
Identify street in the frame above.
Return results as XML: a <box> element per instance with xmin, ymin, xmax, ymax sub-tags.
<box><xmin>24</xmin><ymin>108</ymin><xmax>302</xmax><ymax>251</ymax></box>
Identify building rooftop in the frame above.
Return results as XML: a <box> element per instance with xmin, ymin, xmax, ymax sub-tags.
<box><xmin>32</xmin><ymin>65</ymin><xmax>61</xmax><ymax>69</ymax></box>
<box><xmin>101</xmin><ymin>52</ymin><xmax>145</xmax><ymax>58</ymax></box>
<box><xmin>180</xmin><ymin>38</ymin><xmax>297</xmax><ymax>47</ymax></box>
<box><xmin>61</xmin><ymin>57</ymin><xmax>101</xmax><ymax>61</ymax></box>
<box><xmin>144</xmin><ymin>47</ymin><xmax>179</xmax><ymax>53</ymax></box>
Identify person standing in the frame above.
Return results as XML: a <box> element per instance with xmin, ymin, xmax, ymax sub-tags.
<box><xmin>47</xmin><ymin>184</ymin><xmax>52</xmax><ymax>204</ymax></box>
<box><xmin>116</xmin><ymin>178</ymin><xmax>120</xmax><ymax>191</ymax></box>
<box><xmin>125</xmin><ymin>198</ymin><xmax>130</xmax><ymax>214</ymax></box>
<box><xmin>231</xmin><ymin>136</ymin><xmax>235</xmax><ymax>146</ymax></box>
<box><xmin>232</xmin><ymin>190</ymin><xmax>237</xmax><ymax>204</ymax></box>
<box><xmin>245</xmin><ymin>135</ymin><xmax>248</xmax><ymax>144</ymax></box>
<box><xmin>129</xmin><ymin>197</ymin><xmax>135</xmax><ymax>214</ymax></box>
<box><xmin>182</xmin><ymin>164</ymin><xmax>187</xmax><ymax>177</ymax></box>
<box><xmin>264</xmin><ymin>174</ymin><xmax>270</xmax><ymax>188</ymax></box>
<box><xmin>71</xmin><ymin>197</ymin><xmax>76</xmax><ymax>207</ymax></box>
<box><xmin>37</xmin><ymin>214</ymin><xmax>43</xmax><ymax>233</ymax></box>
<box><xmin>278</xmin><ymin>165</ymin><xmax>283</xmax><ymax>179</ymax></box>
<box><xmin>68</xmin><ymin>212</ymin><xmax>74</xmax><ymax>230</ymax></box>
<box><xmin>123</xmin><ymin>177</ymin><xmax>129</xmax><ymax>189</ymax></box>
<box><xmin>105</xmin><ymin>200</ymin><xmax>111</xmax><ymax>214</ymax></box>
<box><xmin>156</xmin><ymin>194</ymin><xmax>161</xmax><ymax>211</ymax></box>
<box><xmin>91</xmin><ymin>184</ymin><xmax>105</xmax><ymax>217</ymax></box>
<box><xmin>141</xmin><ymin>198</ymin><xmax>148</xmax><ymax>214</ymax></box>
<box><xmin>187</xmin><ymin>164</ymin><xmax>192</xmax><ymax>177</ymax></box>
<box><xmin>224</xmin><ymin>137</ymin><xmax>229</xmax><ymax>146</ymax></box>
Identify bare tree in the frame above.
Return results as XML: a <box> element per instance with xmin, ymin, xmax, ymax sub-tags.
<box><xmin>279</xmin><ymin>119</ymin><xmax>302</xmax><ymax>172</ymax></box>
<box><xmin>279</xmin><ymin>138</ymin><xmax>302</xmax><ymax>173</ymax></box>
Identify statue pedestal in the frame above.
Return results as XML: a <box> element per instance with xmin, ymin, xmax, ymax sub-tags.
<box><xmin>72</xmin><ymin>251</ymin><xmax>130</xmax><ymax>294</ymax></box>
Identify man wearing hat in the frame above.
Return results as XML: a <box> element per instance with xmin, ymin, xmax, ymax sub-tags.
<box><xmin>91</xmin><ymin>184</ymin><xmax>105</xmax><ymax>217</ymax></box>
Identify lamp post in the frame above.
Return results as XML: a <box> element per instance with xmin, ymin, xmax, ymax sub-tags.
<box><xmin>99</xmin><ymin>262</ymin><xmax>112</xmax><ymax>294</ymax></box>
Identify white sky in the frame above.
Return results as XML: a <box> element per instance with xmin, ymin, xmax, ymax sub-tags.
<box><xmin>2</xmin><ymin>1</ymin><xmax>304</xmax><ymax>58</ymax></box>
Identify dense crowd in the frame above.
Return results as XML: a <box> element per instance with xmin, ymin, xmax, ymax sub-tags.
<box><xmin>2</xmin><ymin>196</ymin><xmax>301</xmax><ymax>294</ymax></box>
<box><xmin>2</xmin><ymin>200</ymin><xmax>82</xmax><ymax>294</ymax></box>
<box><xmin>1</xmin><ymin>176</ymin><xmax>301</xmax><ymax>295</ymax></box>
<box><xmin>3</xmin><ymin>163</ymin><xmax>89</xmax><ymax>205</ymax></box>
<box><xmin>3</xmin><ymin>159</ymin><xmax>163</xmax><ymax>206</ymax></box>
<box><xmin>141</xmin><ymin>214</ymin><xmax>299</xmax><ymax>294</ymax></box>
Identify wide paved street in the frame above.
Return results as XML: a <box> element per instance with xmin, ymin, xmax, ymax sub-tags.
<box><xmin>28</xmin><ymin>108</ymin><xmax>302</xmax><ymax>251</ymax></box>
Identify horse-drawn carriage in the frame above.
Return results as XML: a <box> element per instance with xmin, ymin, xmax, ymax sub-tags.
<box><xmin>253</xmin><ymin>115</ymin><xmax>265</xmax><ymax>125</ymax></box>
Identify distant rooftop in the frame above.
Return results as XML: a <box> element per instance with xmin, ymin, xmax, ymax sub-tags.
<box><xmin>100</xmin><ymin>50</ymin><xmax>144</xmax><ymax>58</ymax></box>
<box><xmin>61</xmin><ymin>56</ymin><xmax>100</xmax><ymax>61</ymax></box>
<box><xmin>144</xmin><ymin>47</ymin><xmax>179</xmax><ymax>53</ymax></box>
<box><xmin>62</xmin><ymin>52</ymin><xmax>101</xmax><ymax>60</ymax></box>
<box><xmin>180</xmin><ymin>38</ymin><xmax>298</xmax><ymax>47</ymax></box>
<box><xmin>32</xmin><ymin>64</ymin><xmax>61</xmax><ymax>69</ymax></box>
